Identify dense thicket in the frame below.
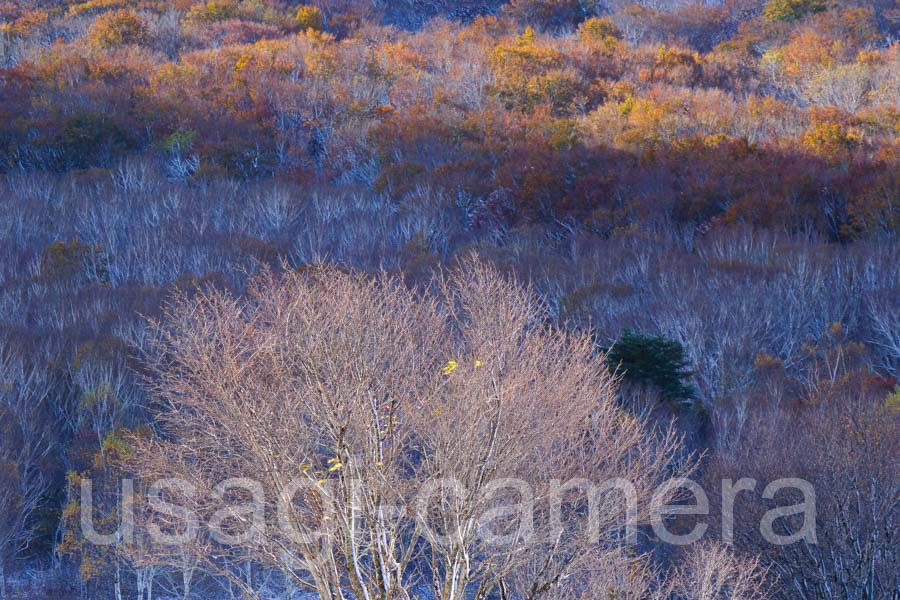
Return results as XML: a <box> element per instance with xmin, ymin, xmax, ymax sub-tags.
<box><xmin>0</xmin><ymin>0</ymin><xmax>897</xmax><ymax>598</ymax></box>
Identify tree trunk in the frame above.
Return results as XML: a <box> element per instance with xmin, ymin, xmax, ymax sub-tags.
<box><xmin>0</xmin><ymin>561</ymin><xmax>7</xmax><ymax>600</ymax></box>
<box><xmin>137</xmin><ymin>567</ymin><xmax>153</xmax><ymax>600</ymax></box>
<box><xmin>114</xmin><ymin>553</ymin><xmax>123</xmax><ymax>600</ymax></box>
<box><xmin>181</xmin><ymin>567</ymin><xmax>192</xmax><ymax>600</ymax></box>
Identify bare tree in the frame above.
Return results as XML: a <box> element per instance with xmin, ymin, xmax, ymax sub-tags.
<box><xmin>0</xmin><ymin>350</ymin><xmax>53</xmax><ymax>600</ymax></box>
<box><xmin>0</xmin><ymin>460</ymin><xmax>22</xmax><ymax>600</ymax></box>
<box><xmin>867</xmin><ymin>291</ymin><xmax>900</xmax><ymax>377</ymax></box>
<box><xmin>553</xmin><ymin>548</ymin><xmax>669</xmax><ymax>600</ymax></box>
<box><xmin>673</xmin><ymin>542</ymin><xmax>769</xmax><ymax>600</ymax></box>
<box><xmin>128</xmin><ymin>260</ymin><xmax>690</xmax><ymax>599</ymax></box>
<box><xmin>714</xmin><ymin>390</ymin><xmax>899</xmax><ymax>600</ymax></box>
<box><xmin>802</xmin><ymin>64</ymin><xmax>873</xmax><ymax>113</ymax></box>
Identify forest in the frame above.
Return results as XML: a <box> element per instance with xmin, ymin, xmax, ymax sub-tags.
<box><xmin>0</xmin><ymin>0</ymin><xmax>898</xmax><ymax>598</ymax></box>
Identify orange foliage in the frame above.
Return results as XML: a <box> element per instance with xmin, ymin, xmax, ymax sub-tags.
<box><xmin>0</xmin><ymin>0</ymin><xmax>896</xmax><ymax>236</ymax></box>
<box><xmin>87</xmin><ymin>9</ymin><xmax>149</xmax><ymax>49</ymax></box>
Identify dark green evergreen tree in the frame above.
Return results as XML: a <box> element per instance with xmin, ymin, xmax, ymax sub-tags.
<box><xmin>602</xmin><ymin>329</ymin><xmax>697</xmax><ymax>402</ymax></box>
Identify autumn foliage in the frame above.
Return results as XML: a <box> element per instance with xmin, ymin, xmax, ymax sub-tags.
<box><xmin>87</xmin><ymin>10</ymin><xmax>149</xmax><ymax>49</ymax></box>
<box><xmin>0</xmin><ymin>0</ymin><xmax>897</xmax><ymax>597</ymax></box>
<box><xmin>0</xmin><ymin>0</ymin><xmax>895</xmax><ymax>240</ymax></box>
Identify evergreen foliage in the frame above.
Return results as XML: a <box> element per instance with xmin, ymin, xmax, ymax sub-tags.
<box><xmin>604</xmin><ymin>329</ymin><xmax>697</xmax><ymax>401</ymax></box>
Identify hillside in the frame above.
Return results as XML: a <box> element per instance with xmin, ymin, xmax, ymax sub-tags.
<box><xmin>0</xmin><ymin>1</ymin><xmax>898</xmax><ymax>598</ymax></box>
